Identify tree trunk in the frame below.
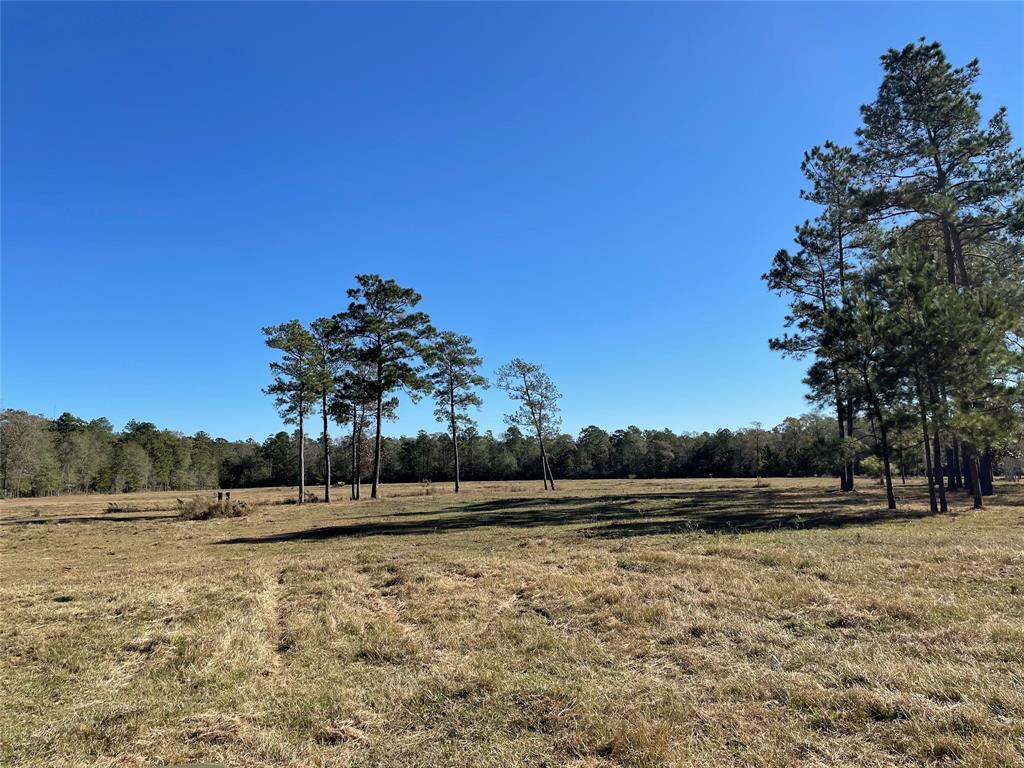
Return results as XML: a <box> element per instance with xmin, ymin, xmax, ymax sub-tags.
<box><xmin>949</xmin><ymin>225</ymin><xmax>970</xmax><ymax>289</ymax></box>
<box><xmin>544</xmin><ymin>454</ymin><xmax>556</xmax><ymax>491</ymax></box>
<box><xmin>371</xmin><ymin>382</ymin><xmax>383</xmax><ymax>500</ymax></box>
<box><xmin>537</xmin><ymin>431</ymin><xmax>553</xmax><ymax>490</ymax></box>
<box><xmin>920</xmin><ymin>417</ymin><xmax>938</xmax><ymax>514</ymax></box>
<box><xmin>453</xmin><ymin>429</ymin><xmax>461</xmax><ymax>493</ymax></box>
<box><xmin>298</xmin><ymin>394</ymin><xmax>306</xmax><ymax>505</ymax></box>
<box><xmin>871</xmin><ymin>400</ymin><xmax>896</xmax><ymax>511</ymax></box>
<box><xmin>980</xmin><ymin>451</ymin><xmax>994</xmax><ymax>496</ymax></box>
<box><xmin>845</xmin><ymin>399</ymin><xmax>855</xmax><ymax>491</ymax></box>
<box><xmin>932</xmin><ymin>425</ymin><xmax>948</xmax><ymax>513</ymax></box>
<box><xmin>940</xmin><ymin>222</ymin><xmax>958</xmax><ymax>286</ymax></box>
<box><xmin>881</xmin><ymin>446</ymin><xmax>895</xmax><ymax>510</ymax></box>
<box><xmin>934</xmin><ymin>163</ymin><xmax>969</xmax><ymax>286</ymax></box>
<box><xmin>915</xmin><ymin>376</ymin><xmax>938</xmax><ymax>514</ymax></box>
<box><xmin>350</xmin><ymin>405</ymin><xmax>358</xmax><ymax>501</ymax></box>
<box><xmin>858</xmin><ymin>363</ymin><xmax>893</xmax><ymax>509</ymax></box>
<box><xmin>936</xmin><ymin>384</ymin><xmax>962</xmax><ymax>492</ymax></box>
<box><xmin>967</xmin><ymin>447</ymin><xmax>983</xmax><ymax>509</ymax></box>
<box><xmin>832</xmin><ymin>370</ymin><xmax>849</xmax><ymax>492</ymax></box>
<box><xmin>449</xmin><ymin>381</ymin><xmax>460</xmax><ymax>493</ymax></box>
<box><xmin>322</xmin><ymin>391</ymin><xmax>331</xmax><ymax>504</ymax></box>
<box><xmin>355</xmin><ymin>419</ymin><xmax>363</xmax><ymax>500</ymax></box>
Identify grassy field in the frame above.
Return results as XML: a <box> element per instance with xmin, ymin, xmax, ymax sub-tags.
<box><xmin>1</xmin><ymin>477</ymin><xmax>1022</xmax><ymax>767</ymax></box>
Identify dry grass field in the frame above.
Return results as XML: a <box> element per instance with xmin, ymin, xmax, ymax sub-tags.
<box><xmin>1</xmin><ymin>477</ymin><xmax>1022</xmax><ymax>767</ymax></box>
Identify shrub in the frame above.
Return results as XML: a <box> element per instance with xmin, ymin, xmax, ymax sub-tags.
<box><xmin>106</xmin><ymin>502</ymin><xmax>140</xmax><ymax>514</ymax></box>
<box><xmin>860</xmin><ymin>456</ymin><xmax>884</xmax><ymax>482</ymax></box>
<box><xmin>283</xmin><ymin>490</ymin><xmax>319</xmax><ymax>504</ymax></box>
<box><xmin>178</xmin><ymin>496</ymin><xmax>253</xmax><ymax>520</ymax></box>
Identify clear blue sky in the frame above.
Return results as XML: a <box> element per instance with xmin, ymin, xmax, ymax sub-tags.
<box><xmin>2</xmin><ymin>2</ymin><xmax>1022</xmax><ymax>441</ymax></box>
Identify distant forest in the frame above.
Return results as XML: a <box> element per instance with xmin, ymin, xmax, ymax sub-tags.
<box><xmin>1</xmin><ymin>409</ymin><xmax>832</xmax><ymax>495</ymax></box>
<box><xmin>2</xmin><ymin>407</ymin><xmax>1022</xmax><ymax>498</ymax></box>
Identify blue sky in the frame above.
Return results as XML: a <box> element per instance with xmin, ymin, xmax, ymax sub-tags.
<box><xmin>2</xmin><ymin>2</ymin><xmax>1022</xmax><ymax>441</ymax></box>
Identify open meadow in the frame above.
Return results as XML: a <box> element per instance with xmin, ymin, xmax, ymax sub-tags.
<box><xmin>1</xmin><ymin>478</ymin><xmax>1022</xmax><ymax>767</ymax></box>
<box><xmin>4</xmin><ymin>4</ymin><xmax>1024</xmax><ymax>767</ymax></box>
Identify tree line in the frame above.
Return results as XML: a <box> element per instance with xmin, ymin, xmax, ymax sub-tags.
<box><xmin>0</xmin><ymin>412</ymin><xmax>221</xmax><ymax>497</ymax></box>
<box><xmin>14</xmin><ymin>407</ymin><xmax>1016</xmax><ymax>498</ymax></box>
<box><xmin>765</xmin><ymin>39</ymin><xmax>1024</xmax><ymax>512</ymax></box>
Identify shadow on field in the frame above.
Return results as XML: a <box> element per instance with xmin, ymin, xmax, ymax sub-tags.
<box><xmin>218</xmin><ymin>487</ymin><xmax>938</xmax><ymax>546</ymax></box>
<box><xmin>0</xmin><ymin>512</ymin><xmax>179</xmax><ymax>526</ymax></box>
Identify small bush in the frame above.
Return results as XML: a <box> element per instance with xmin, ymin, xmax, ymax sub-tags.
<box><xmin>284</xmin><ymin>491</ymin><xmax>319</xmax><ymax>504</ymax></box>
<box><xmin>178</xmin><ymin>496</ymin><xmax>253</xmax><ymax>520</ymax></box>
<box><xmin>860</xmin><ymin>456</ymin><xmax>884</xmax><ymax>482</ymax></box>
<box><xmin>106</xmin><ymin>502</ymin><xmax>140</xmax><ymax>514</ymax></box>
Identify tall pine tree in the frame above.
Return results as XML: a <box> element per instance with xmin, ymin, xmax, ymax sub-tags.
<box><xmin>424</xmin><ymin>331</ymin><xmax>488</xmax><ymax>493</ymax></box>
<box><xmin>262</xmin><ymin>320</ymin><xmax>316</xmax><ymax>503</ymax></box>
<box><xmin>338</xmin><ymin>275</ymin><xmax>434</xmax><ymax>500</ymax></box>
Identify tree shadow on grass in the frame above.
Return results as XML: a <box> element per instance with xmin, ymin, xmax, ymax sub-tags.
<box><xmin>217</xmin><ymin>487</ymin><xmax>937</xmax><ymax>546</ymax></box>
<box><xmin>580</xmin><ymin>505</ymin><xmax>936</xmax><ymax>539</ymax></box>
<box><xmin>0</xmin><ymin>512</ymin><xmax>179</xmax><ymax>526</ymax></box>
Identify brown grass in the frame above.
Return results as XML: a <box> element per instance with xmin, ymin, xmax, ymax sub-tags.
<box><xmin>1</xmin><ymin>477</ymin><xmax>1022</xmax><ymax>767</ymax></box>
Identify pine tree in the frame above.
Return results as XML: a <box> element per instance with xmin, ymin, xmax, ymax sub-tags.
<box><xmin>832</xmin><ymin>274</ymin><xmax>899</xmax><ymax>510</ymax></box>
<box><xmin>424</xmin><ymin>331</ymin><xmax>488</xmax><ymax>492</ymax></box>
<box><xmin>857</xmin><ymin>39</ymin><xmax>1024</xmax><ymax>291</ymax></box>
<box><xmin>764</xmin><ymin>143</ymin><xmax>870</xmax><ymax>491</ymax></box>
<box><xmin>857</xmin><ymin>42</ymin><xmax>1024</xmax><ymax>506</ymax></box>
<box><xmin>310</xmin><ymin>316</ymin><xmax>345</xmax><ymax>504</ymax></box>
<box><xmin>338</xmin><ymin>275</ymin><xmax>434</xmax><ymax>499</ymax></box>
<box><xmin>262</xmin><ymin>320</ymin><xmax>317</xmax><ymax>503</ymax></box>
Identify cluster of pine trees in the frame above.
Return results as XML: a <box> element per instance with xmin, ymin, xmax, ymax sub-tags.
<box><xmin>260</xmin><ymin>274</ymin><xmax>563</xmax><ymax>502</ymax></box>
<box><xmin>765</xmin><ymin>40</ymin><xmax>1024</xmax><ymax>511</ymax></box>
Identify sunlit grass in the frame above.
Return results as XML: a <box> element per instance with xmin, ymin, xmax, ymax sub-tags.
<box><xmin>2</xmin><ymin>478</ymin><xmax>1022</xmax><ymax>766</ymax></box>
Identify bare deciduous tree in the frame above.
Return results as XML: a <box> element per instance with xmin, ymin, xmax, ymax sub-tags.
<box><xmin>496</xmin><ymin>358</ymin><xmax>561</xmax><ymax>490</ymax></box>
